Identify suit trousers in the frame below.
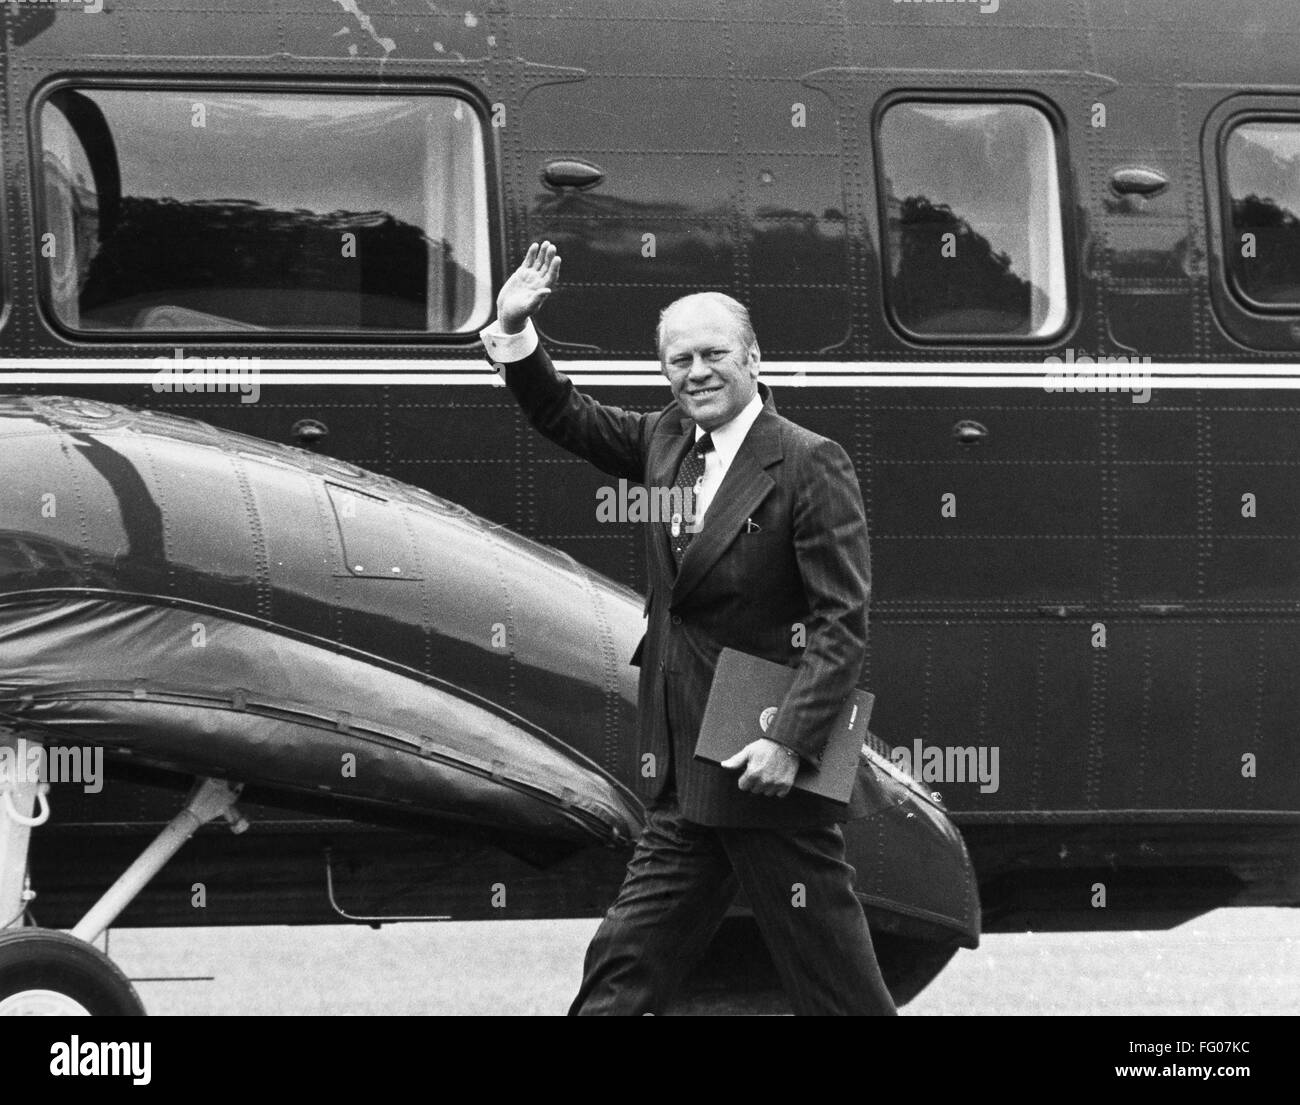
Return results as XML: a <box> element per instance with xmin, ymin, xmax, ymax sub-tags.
<box><xmin>569</xmin><ymin>683</ymin><xmax>898</xmax><ymax>1015</ymax></box>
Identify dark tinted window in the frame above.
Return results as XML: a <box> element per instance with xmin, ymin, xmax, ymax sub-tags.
<box><xmin>39</xmin><ymin>88</ymin><xmax>490</xmax><ymax>335</ymax></box>
<box><xmin>877</xmin><ymin>101</ymin><xmax>1067</xmax><ymax>339</ymax></box>
<box><xmin>0</xmin><ymin>128</ymin><xmax>6</xmax><ymax>330</ymax></box>
<box><xmin>1224</xmin><ymin>121</ymin><xmax>1300</xmax><ymax>308</ymax></box>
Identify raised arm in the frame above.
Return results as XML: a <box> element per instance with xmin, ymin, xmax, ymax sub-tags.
<box><xmin>483</xmin><ymin>242</ymin><xmax>651</xmax><ymax>483</ymax></box>
<box><xmin>497</xmin><ymin>241</ymin><xmax>561</xmax><ymax>336</ymax></box>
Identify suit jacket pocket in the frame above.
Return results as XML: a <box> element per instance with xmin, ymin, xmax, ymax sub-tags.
<box><xmin>730</xmin><ymin>529</ymin><xmax>787</xmax><ymax>569</ymax></box>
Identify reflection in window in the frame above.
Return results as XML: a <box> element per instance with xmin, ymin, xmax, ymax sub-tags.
<box><xmin>0</xmin><ymin>127</ymin><xmax>5</xmax><ymax>325</ymax></box>
<box><xmin>1225</xmin><ymin>121</ymin><xmax>1300</xmax><ymax>308</ymax></box>
<box><xmin>39</xmin><ymin>89</ymin><xmax>490</xmax><ymax>334</ymax></box>
<box><xmin>877</xmin><ymin>102</ymin><xmax>1067</xmax><ymax>339</ymax></box>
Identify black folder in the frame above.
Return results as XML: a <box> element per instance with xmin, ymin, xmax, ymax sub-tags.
<box><xmin>694</xmin><ymin>648</ymin><xmax>874</xmax><ymax>805</ymax></box>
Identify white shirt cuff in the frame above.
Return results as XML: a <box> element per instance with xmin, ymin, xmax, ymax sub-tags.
<box><xmin>479</xmin><ymin>317</ymin><xmax>539</xmax><ymax>365</ymax></box>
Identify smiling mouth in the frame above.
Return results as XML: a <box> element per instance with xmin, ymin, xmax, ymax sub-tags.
<box><xmin>687</xmin><ymin>386</ymin><xmax>721</xmax><ymax>398</ymax></box>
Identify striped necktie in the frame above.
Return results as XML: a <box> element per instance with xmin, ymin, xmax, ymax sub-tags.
<box><xmin>668</xmin><ymin>432</ymin><xmax>713</xmax><ymax>566</ymax></box>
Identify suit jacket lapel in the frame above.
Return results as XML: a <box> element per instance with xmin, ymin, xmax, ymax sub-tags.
<box><xmin>670</xmin><ymin>398</ymin><xmax>783</xmax><ymax>609</ymax></box>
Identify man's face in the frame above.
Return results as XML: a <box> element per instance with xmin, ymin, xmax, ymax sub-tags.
<box><xmin>660</xmin><ymin>301</ymin><xmax>760</xmax><ymax>431</ymax></box>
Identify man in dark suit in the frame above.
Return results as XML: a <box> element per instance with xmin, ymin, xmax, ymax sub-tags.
<box><xmin>481</xmin><ymin>241</ymin><xmax>896</xmax><ymax>1016</ymax></box>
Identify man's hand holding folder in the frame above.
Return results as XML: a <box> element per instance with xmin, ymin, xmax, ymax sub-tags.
<box><xmin>698</xmin><ymin>648</ymin><xmax>875</xmax><ymax>806</ymax></box>
<box><xmin>719</xmin><ymin>736</ymin><xmax>801</xmax><ymax>798</ymax></box>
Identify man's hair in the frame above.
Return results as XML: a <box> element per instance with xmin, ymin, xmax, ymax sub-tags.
<box><xmin>656</xmin><ymin>292</ymin><xmax>758</xmax><ymax>361</ymax></box>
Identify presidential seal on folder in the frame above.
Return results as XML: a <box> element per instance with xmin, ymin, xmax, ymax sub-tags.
<box><xmin>695</xmin><ymin>647</ymin><xmax>874</xmax><ymax>805</ymax></box>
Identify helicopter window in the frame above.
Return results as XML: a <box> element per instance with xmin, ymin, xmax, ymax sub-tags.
<box><xmin>1223</xmin><ymin>121</ymin><xmax>1300</xmax><ymax>310</ymax></box>
<box><xmin>36</xmin><ymin>88</ymin><xmax>491</xmax><ymax>337</ymax></box>
<box><xmin>876</xmin><ymin>100</ymin><xmax>1068</xmax><ymax>340</ymax></box>
<box><xmin>0</xmin><ymin>130</ymin><xmax>5</xmax><ymax>332</ymax></box>
<box><xmin>39</xmin><ymin>98</ymin><xmax>102</xmax><ymax>332</ymax></box>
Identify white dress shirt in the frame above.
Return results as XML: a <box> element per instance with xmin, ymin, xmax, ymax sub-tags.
<box><xmin>690</xmin><ymin>392</ymin><xmax>763</xmax><ymax>529</ymax></box>
<box><xmin>480</xmin><ymin>317</ymin><xmax>540</xmax><ymax>364</ymax></box>
<box><xmin>480</xmin><ymin>316</ymin><xmax>764</xmax><ymax>529</ymax></box>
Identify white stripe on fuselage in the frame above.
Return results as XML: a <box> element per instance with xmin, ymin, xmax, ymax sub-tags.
<box><xmin>2</xmin><ymin>358</ymin><xmax>1300</xmax><ymax>388</ymax></box>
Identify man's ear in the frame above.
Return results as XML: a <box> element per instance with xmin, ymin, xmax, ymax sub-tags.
<box><xmin>748</xmin><ymin>343</ymin><xmax>761</xmax><ymax>377</ymax></box>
